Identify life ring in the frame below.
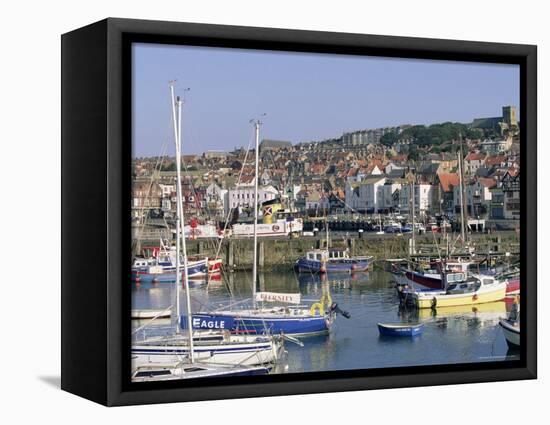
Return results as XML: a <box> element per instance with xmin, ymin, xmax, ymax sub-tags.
<box><xmin>272</xmin><ymin>225</ymin><xmax>280</xmax><ymax>231</ymax></box>
<box><xmin>310</xmin><ymin>302</ymin><xmax>324</xmax><ymax>316</ymax></box>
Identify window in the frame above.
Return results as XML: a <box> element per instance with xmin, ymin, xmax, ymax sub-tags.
<box><xmin>135</xmin><ymin>370</ymin><xmax>172</xmax><ymax>377</ymax></box>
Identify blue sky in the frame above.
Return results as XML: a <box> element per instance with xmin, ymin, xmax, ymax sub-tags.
<box><xmin>132</xmin><ymin>43</ymin><xmax>519</xmax><ymax>157</ymax></box>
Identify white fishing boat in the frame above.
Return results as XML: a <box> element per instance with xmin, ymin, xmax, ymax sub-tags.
<box><xmin>406</xmin><ymin>270</ymin><xmax>506</xmax><ymax>309</ymax></box>
<box><xmin>131</xmin><ymin>246</ymin><xmax>208</xmax><ymax>282</ymax></box>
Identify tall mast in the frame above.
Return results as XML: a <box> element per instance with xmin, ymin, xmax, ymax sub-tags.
<box><xmin>457</xmin><ymin>134</ymin><xmax>467</xmax><ymax>245</ymax></box>
<box><xmin>252</xmin><ymin>119</ymin><xmax>261</xmax><ymax>308</ymax></box>
<box><xmin>170</xmin><ymin>83</ymin><xmax>194</xmax><ymax>362</ymax></box>
<box><xmin>411</xmin><ymin>179</ymin><xmax>416</xmax><ymax>255</ymax></box>
<box><xmin>325</xmin><ymin>214</ymin><xmax>329</xmax><ymax>249</ymax></box>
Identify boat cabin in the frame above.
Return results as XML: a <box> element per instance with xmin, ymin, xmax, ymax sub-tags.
<box><xmin>305</xmin><ymin>249</ymin><xmax>329</xmax><ymax>263</ymax></box>
<box><xmin>304</xmin><ymin>248</ymin><xmax>352</xmax><ymax>263</ymax></box>
<box><xmin>444</xmin><ymin>272</ymin><xmax>497</xmax><ymax>294</ymax></box>
<box><xmin>133</xmin><ymin>258</ymin><xmax>153</xmax><ymax>268</ymax></box>
<box><xmin>328</xmin><ymin>248</ymin><xmax>350</xmax><ymax>260</ymax></box>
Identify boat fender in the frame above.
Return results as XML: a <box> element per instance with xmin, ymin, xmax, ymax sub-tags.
<box><xmin>310</xmin><ymin>302</ymin><xmax>324</xmax><ymax>316</ymax></box>
<box><xmin>431</xmin><ymin>297</ymin><xmax>437</xmax><ymax>309</ymax></box>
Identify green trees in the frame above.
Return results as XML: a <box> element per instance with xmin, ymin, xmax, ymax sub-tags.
<box><xmin>160</xmin><ymin>162</ymin><xmax>177</xmax><ymax>171</ymax></box>
<box><xmin>380</xmin><ymin>132</ymin><xmax>399</xmax><ymax>147</ymax></box>
<box><xmin>384</xmin><ymin>122</ymin><xmax>483</xmax><ymax>148</ymax></box>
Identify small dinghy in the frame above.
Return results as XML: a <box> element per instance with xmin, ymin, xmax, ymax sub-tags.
<box><xmin>377</xmin><ymin>322</ymin><xmax>424</xmax><ymax>337</ymax></box>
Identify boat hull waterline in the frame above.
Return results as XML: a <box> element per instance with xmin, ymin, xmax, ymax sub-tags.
<box><xmin>410</xmin><ymin>282</ymin><xmax>507</xmax><ymax>309</ymax></box>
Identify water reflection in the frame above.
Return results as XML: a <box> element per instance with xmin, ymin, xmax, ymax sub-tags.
<box><xmin>131</xmin><ymin>268</ymin><xmax>517</xmax><ymax>373</ymax></box>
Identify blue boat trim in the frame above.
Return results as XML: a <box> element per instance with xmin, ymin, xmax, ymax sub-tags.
<box><xmin>182</xmin><ymin>313</ymin><xmax>331</xmax><ymax>336</ymax></box>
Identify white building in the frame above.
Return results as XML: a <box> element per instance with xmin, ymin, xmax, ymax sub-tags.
<box><xmin>228</xmin><ymin>181</ymin><xmax>279</xmax><ymax>213</ymax></box>
<box><xmin>377</xmin><ymin>181</ymin><xmax>402</xmax><ymax>211</ymax></box>
<box><xmin>345</xmin><ymin>176</ymin><xmax>387</xmax><ymax>212</ymax></box>
<box><xmin>158</xmin><ymin>183</ymin><xmax>174</xmax><ymax>197</ymax></box>
<box><xmin>206</xmin><ymin>183</ymin><xmax>228</xmax><ymax>216</ymax></box>
<box><xmin>464</xmin><ymin>152</ymin><xmax>486</xmax><ymax>176</ymax></box>
<box><xmin>453</xmin><ymin>177</ymin><xmax>496</xmax><ymax>218</ymax></box>
<box><xmin>398</xmin><ymin>184</ymin><xmax>435</xmax><ymax>215</ymax></box>
<box><xmin>479</xmin><ymin>137</ymin><xmax>513</xmax><ymax>155</ymax></box>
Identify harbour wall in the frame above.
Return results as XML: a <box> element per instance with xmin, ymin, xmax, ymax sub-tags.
<box><xmin>180</xmin><ymin>231</ymin><xmax>519</xmax><ymax>271</ymax></box>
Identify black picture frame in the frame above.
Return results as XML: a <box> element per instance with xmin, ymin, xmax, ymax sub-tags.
<box><xmin>61</xmin><ymin>17</ymin><xmax>537</xmax><ymax>406</ymax></box>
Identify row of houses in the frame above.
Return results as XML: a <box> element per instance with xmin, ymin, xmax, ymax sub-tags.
<box><xmin>341</xmin><ymin>168</ymin><xmax>519</xmax><ymax>220</ymax></box>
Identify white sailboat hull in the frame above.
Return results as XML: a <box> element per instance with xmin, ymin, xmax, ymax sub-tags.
<box><xmin>132</xmin><ymin>336</ymin><xmax>283</xmax><ymax>367</ymax></box>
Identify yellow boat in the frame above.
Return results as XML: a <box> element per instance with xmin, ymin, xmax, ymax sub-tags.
<box><xmin>411</xmin><ymin>273</ymin><xmax>507</xmax><ymax>309</ymax></box>
<box><xmin>416</xmin><ymin>300</ymin><xmax>507</xmax><ymax>319</ymax></box>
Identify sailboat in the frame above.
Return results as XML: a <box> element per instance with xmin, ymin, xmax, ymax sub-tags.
<box><xmin>189</xmin><ymin>118</ymin><xmax>349</xmax><ymax>336</ymax></box>
<box><xmin>131</xmin><ymin>85</ymin><xmax>283</xmax><ymax>378</ymax></box>
<box><xmin>131</xmin><ymin>241</ymin><xmax>209</xmax><ymax>283</ymax></box>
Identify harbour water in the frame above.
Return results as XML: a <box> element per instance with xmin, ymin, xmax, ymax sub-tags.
<box><xmin>132</xmin><ymin>269</ymin><xmax>518</xmax><ymax>373</ymax></box>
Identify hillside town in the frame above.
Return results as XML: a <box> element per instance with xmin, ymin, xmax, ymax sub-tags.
<box><xmin>132</xmin><ymin>105</ymin><xmax>520</xmax><ymax>230</ymax></box>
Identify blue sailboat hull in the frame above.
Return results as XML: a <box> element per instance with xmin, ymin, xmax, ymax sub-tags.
<box><xmin>182</xmin><ymin>313</ymin><xmax>331</xmax><ymax>336</ymax></box>
<box><xmin>377</xmin><ymin>323</ymin><xmax>424</xmax><ymax>337</ymax></box>
<box><xmin>296</xmin><ymin>258</ymin><xmax>371</xmax><ymax>273</ymax></box>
